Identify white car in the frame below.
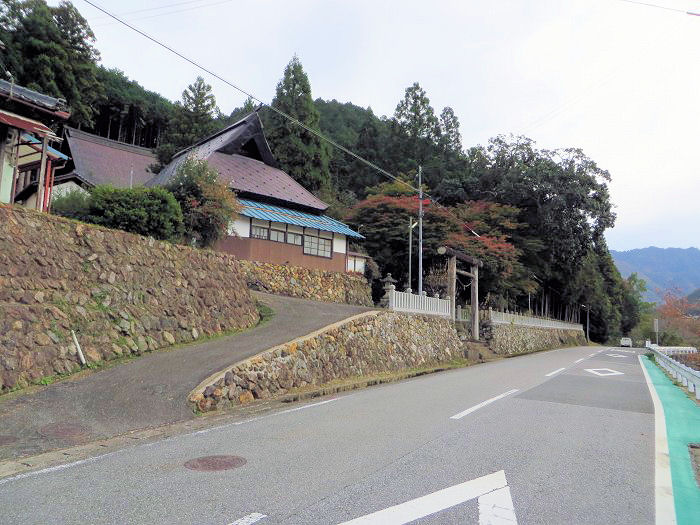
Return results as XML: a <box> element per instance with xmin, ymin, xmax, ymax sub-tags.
<box><xmin>620</xmin><ymin>337</ymin><xmax>632</xmax><ymax>348</ymax></box>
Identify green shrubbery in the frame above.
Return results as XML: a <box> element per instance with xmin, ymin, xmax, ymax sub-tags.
<box><xmin>52</xmin><ymin>186</ymin><xmax>183</xmax><ymax>242</ymax></box>
<box><xmin>50</xmin><ymin>158</ymin><xmax>238</xmax><ymax>247</ymax></box>
<box><xmin>165</xmin><ymin>157</ymin><xmax>240</xmax><ymax>247</ymax></box>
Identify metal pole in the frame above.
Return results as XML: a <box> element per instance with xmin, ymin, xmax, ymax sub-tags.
<box><xmin>418</xmin><ymin>166</ymin><xmax>423</xmax><ymax>295</ymax></box>
<box><xmin>130</xmin><ymin>165</ymin><xmax>134</xmax><ymax>189</ymax></box>
<box><xmin>408</xmin><ymin>217</ymin><xmax>412</xmax><ymax>290</ymax></box>
<box><xmin>586</xmin><ymin>308</ymin><xmax>590</xmax><ymax>342</ymax></box>
<box><xmin>471</xmin><ymin>264</ymin><xmax>479</xmax><ymax>340</ymax></box>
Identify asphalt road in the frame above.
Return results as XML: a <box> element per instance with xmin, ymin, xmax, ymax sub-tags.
<box><xmin>0</xmin><ymin>345</ymin><xmax>655</xmax><ymax>524</ymax></box>
<box><xmin>0</xmin><ymin>293</ymin><xmax>372</xmax><ymax>460</ymax></box>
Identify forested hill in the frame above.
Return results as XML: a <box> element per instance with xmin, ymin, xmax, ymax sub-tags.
<box><xmin>611</xmin><ymin>247</ymin><xmax>700</xmax><ymax>303</ymax></box>
<box><xmin>1</xmin><ymin>0</ymin><xmax>650</xmax><ymax>342</ymax></box>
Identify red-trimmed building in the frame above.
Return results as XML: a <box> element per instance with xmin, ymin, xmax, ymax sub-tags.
<box><xmin>0</xmin><ymin>79</ymin><xmax>70</xmax><ymax>209</ymax></box>
<box><xmin>14</xmin><ymin>126</ymin><xmax>157</xmax><ymax>205</ymax></box>
<box><xmin>149</xmin><ymin>113</ymin><xmax>366</xmax><ymax>273</ymax></box>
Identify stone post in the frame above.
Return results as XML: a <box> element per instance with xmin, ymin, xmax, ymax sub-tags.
<box><xmin>381</xmin><ymin>273</ymin><xmax>397</xmax><ymax>309</ymax></box>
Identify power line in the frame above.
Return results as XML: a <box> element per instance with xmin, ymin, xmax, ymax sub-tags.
<box><xmin>80</xmin><ymin>0</ymin><xmax>484</xmax><ymax>238</ymax></box>
<box><xmin>91</xmin><ymin>0</ymin><xmax>234</xmax><ymax>28</ymax></box>
<box><xmin>89</xmin><ymin>0</ymin><xmax>216</xmax><ymax>20</ymax></box>
<box><xmin>616</xmin><ymin>0</ymin><xmax>700</xmax><ymax>15</ymax></box>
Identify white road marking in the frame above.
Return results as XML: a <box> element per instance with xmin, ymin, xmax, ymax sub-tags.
<box><xmin>606</xmin><ymin>354</ymin><xmax>628</xmax><ymax>358</ymax></box>
<box><xmin>338</xmin><ymin>470</ymin><xmax>517</xmax><ymax>525</ymax></box>
<box><xmin>227</xmin><ymin>513</ymin><xmax>267</xmax><ymax>525</ymax></box>
<box><xmin>584</xmin><ymin>368</ymin><xmax>624</xmax><ymax>377</ymax></box>
<box><xmin>574</xmin><ymin>358</ymin><xmax>585</xmax><ymax>364</ymax></box>
<box><xmin>589</xmin><ymin>353</ymin><xmax>596</xmax><ymax>357</ymax></box>
<box><xmin>0</xmin><ymin>397</ymin><xmax>343</xmax><ymax>486</ymax></box>
<box><xmin>478</xmin><ymin>485</ymin><xmax>518</xmax><ymax>524</ymax></box>
<box><xmin>638</xmin><ymin>355</ymin><xmax>676</xmax><ymax>525</ymax></box>
<box><xmin>450</xmin><ymin>390</ymin><xmax>519</xmax><ymax>420</ymax></box>
<box><xmin>545</xmin><ymin>367</ymin><xmax>566</xmax><ymax>377</ymax></box>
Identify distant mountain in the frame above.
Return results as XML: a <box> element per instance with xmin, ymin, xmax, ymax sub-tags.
<box><xmin>689</xmin><ymin>288</ymin><xmax>700</xmax><ymax>303</ymax></box>
<box><xmin>611</xmin><ymin>247</ymin><xmax>700</xmax><ymax>303</ymax></box>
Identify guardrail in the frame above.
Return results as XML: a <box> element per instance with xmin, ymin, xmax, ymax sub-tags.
<box><xmin>385</xmin><ymin>286</ymin><xmax>451</xmax><ymax>318</ymax></box>
<box><xmin>647</xmin><ymin>343</ymin><xmax>698</xmax><ymax>355</ymax></box>
<box><xmin>649</xmin><ymin>347</ymin><xmax>700</xmax><ymax>400</ymax></box>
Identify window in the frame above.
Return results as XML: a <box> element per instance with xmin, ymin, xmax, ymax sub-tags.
<box><xmin>270</xmin><ymin>229</ymin><xmax>285</xmax><ymax>243</ymax></box>
<box><xmin>251</xmin><ymin>225</ymin><xmax>269</xmax><ymax>240</ymax></box>
<box><xmin>304</xmin><ymin>235</ymin><xmax>332</xmax><ymax>258</ymax></box>
<box><xmin>287</xmin><ymin>232</ymin><xmax>302</xmax><ymax>246</ymax></box>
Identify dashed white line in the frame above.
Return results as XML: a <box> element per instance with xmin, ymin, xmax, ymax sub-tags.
<box><xmin>545</xmin><ymin>367</ymin><xmax>566</xmax><ymax>377</ymax></box>
<box><xmin>574</xmin><ymin>358</ymin><xmax>585</xmax><ymax>364</ymax></box>
<box><xmin>227</xmin><ymin>513</ymin><xmax>267</xmax><ymax>525</ymax></box>
<box><xmin>589</xmin><ymin>353</ymin><xmax>596</xmax><ymax>357</ymax></box>
<box><xmin>450</xmin><ymin>390</ymin><xmax>519</xmax><ymax>420</ymax></box>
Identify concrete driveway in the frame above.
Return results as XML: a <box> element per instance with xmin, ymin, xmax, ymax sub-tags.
<box><xmin>0</xmin><ymin>293</ymin><xmax>372</xmax><ymax>461</ymax></box>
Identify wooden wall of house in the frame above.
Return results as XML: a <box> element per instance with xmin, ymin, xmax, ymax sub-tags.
<box><xmin>217</xmin><ymin>236</ymin><xmax>346</xmax><ymax>273</ymax></box>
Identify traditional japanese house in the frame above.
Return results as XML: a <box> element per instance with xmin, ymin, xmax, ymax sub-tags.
<box><xmin>149</xmin><ymin>112</ymin><xmax>365</xmax><ymax>273</ymax></box>
<box><xmin>0</xmin><ymin>79</ymin><xmax>70</xmax><ymax>210</ymax></box>
<box><xmin>14</xmin><ymin>126</ymin><xmax>158</xmax><ymax>206</ymax></box>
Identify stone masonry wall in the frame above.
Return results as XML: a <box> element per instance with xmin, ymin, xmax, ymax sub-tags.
<box><xmin>484</xmin><ymin>322</ymin><xmax>586</xmax><ymax>355</ymax></box>
<box><xmin>192</xmin><ymin>311</ymin><xmax>461</xmax><ymax>411</ymax></box>
<box><xmin>0</xmin><ymin>205</ymin><xmax>259</xmax><ymax>392</ymax></box>
<box><xmin>238</xmin><ymin>260</ymin><xmax>372</xmax><ymax>306</ymax></box>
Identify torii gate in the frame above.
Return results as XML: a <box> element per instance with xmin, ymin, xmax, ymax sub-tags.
<box><xmin>437</xmin><ymin>246</ymin><xmax>483</xmax><ymax>340</ymax></box>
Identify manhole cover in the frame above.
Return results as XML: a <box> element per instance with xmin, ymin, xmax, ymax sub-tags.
<box><xmin>184</xmin><ymin>455</ymin><xmax>246</xmax><ymax>472</ymax></box>
<box><xmin>38</xmin><ymin>423</ymin><xmax>88</xmax><ymax>439</ymax></box>
<box><xmin>0</xmin><ymin>435</ymin><xmax>17</xmax><ymax>446</ymax></box>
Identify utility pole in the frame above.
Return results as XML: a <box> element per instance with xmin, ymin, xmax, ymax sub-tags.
<box><xmin>407</xmin><ymin>218</ymin><xmax>417</xmax><ymax>290</ymax></box>
<box><xmin>418</xmin><ymin>166</ymin><xmax>424</xmax><ymax>295</ymax></box>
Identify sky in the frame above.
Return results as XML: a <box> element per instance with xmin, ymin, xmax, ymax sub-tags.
<box><xmin>62</xmin><ymin>0</ymin><xmax>700</xmax><ymax>251</ymax></box>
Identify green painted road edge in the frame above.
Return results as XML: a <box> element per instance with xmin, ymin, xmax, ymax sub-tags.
<box><xmin>642</xmin><ymin>356</ymin><xmax>700</xmax><ymax>524</ymax></box>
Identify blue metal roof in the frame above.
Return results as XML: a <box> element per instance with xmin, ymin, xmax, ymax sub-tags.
<box><xmin>238</xmin><ymin>198</ymin><xmax>364</xmax><ymax>239</ymax></box>
<box><xmin>21</xmin><ymin>132</ymin><xmax>69</xmax><ymax>160</ymax></box>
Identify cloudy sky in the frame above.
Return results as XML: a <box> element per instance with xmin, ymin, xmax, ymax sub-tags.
<box><xmin>70</xmin><ymin>0</ymin><xmax>699</xmax><ymax>251</ymax></box>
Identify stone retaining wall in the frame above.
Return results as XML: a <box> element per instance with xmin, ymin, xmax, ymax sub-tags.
<box><xmin>0</xmin><ymin>205</ymin><xmax>259</xmax><ymax>392</ymax></box>
<box><xmin>191</xmin><ymin>311</ymin><xmax>462</xmax><ymax>411</ymax></box>
<box><xmin>238</xmin><ymin>260</ymin><xmax>372</xmax><ymax>306</ymax></box>
<box><xmin>483</xmin><ymin>322</ymin><xmax>586</xmax><ymax>355</ymax></box>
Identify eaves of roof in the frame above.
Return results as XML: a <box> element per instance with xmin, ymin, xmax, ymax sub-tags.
<box><xmin>238</xmin><ymin>198</ymin><xmax>363</xmax><ymax>239</ymax></box>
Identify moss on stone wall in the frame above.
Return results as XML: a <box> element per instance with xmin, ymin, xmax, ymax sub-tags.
<box><xmin>0</xmin><ymin>205</ymin><xmax>259</xmax><ymax>392</ymax></box>
<box><xmin>238</xmin><ymin>260</ymin><xmax>372</xmax><ymax>306</ymax></box>
<box><xmin>192</xmin><ymin>311</ymin><xmax>461</xmax><ymax>411</ymax></box>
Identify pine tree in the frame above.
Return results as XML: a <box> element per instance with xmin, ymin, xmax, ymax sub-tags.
<box><xmin>156</xmin><ymin>76</ymin><xmax>220</xmax><ymax>165</ymax></box>
<box><xmin>0</xmin><ymin>0</ymin><xmax>103</xmax><ymax>127</ymax></box>
<box><xmin>393</xmin><ymin>82</ymin><xmax>440</xmax><ymax>143</ymax></box>
<box><xmin>439</xmin><ymin>106</ymin><xmax>462</xmax><ymax>153</ymax></box>
<box><xmin>264</xmin><ymin>56</ymin><xmax>331</xmax><ymax>192</ymax></box>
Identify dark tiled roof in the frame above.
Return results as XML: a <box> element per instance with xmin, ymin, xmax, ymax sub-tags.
<box><xmin>64</xmin><ymin>127</ymin><xmax>156</xmax><ymax>187</ymax></box>
<box><xmin>209</xmin><ymin>152</ymin><xmax>327</xmax><ymax>212</ymax></box>
<box><xmin>0</xmin><ymin>79</ymin><xmax>70</xmax><ymax>116</ymax></box>
<box><xmin>149</xmin><ymin>112</ymin><xmax>328</xmax><ymax>212</ymax></box>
